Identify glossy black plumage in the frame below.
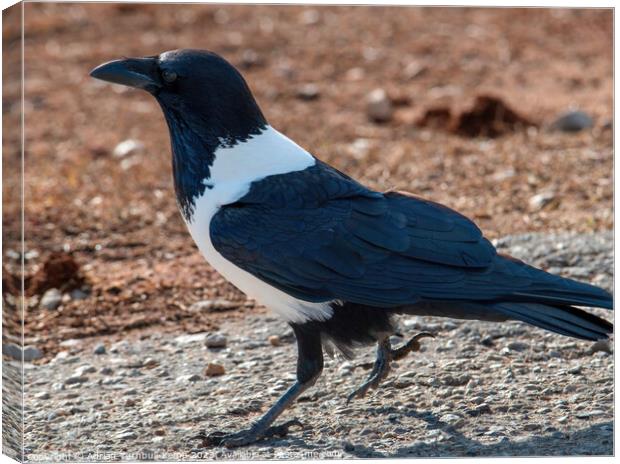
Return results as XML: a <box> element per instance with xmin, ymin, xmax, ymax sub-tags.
<box><xmin>211</xmin><ymin>160</ymin><xmax>612</xmax><ymax>333</ymax></box>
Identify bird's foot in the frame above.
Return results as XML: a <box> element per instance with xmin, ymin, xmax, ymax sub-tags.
<box><xmin>194</xmin><ymin>419</ymin><xmax>303</xmax><ymax>448</ymax></box>
<box><xmin>390</xmin><ymin>332</ymin><xmax>435</xmax><ymax>360</ymax></box>
<box><xmin>347</xmin><ymin>339</ymin><xmax>391</xmax><ymax>403</ymax></box>
<box><xmin>347</xmin><ymin>332</ymin><xmax>434</xmax><ymax>403</ymax></box>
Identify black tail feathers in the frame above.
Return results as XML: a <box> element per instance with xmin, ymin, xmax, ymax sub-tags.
<box><xmin>493</xmin><ymin>302</ymin><xmax>612</xmax><ymax>341</ymax></box>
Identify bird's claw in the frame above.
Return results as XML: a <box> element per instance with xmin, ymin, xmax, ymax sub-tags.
<box><xmin>347</xmin><ymin>332</ymin><xmax>434</xmax><ymax>403</ymax></box>
<box><xmin>194</xmin><ymin>419</ymin><xmax>303</xmax><ymax>448</ymax></box>
<box><xmin>346</xmin><ymin>374</ymin><xmax>383</xmax><ymax>403</ymax></box>
<box><xmin>390</xmin><ymin>331</ymin><xmax>435</xmax><ymax>360</ymax></box>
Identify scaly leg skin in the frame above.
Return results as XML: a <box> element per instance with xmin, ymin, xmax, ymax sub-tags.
<box><xmin>194</xmin><ymin>324</ymin><xmax>323</xmax><ymax>448</ymax></box>
<box><xmin>347</xmin><ymin>332</ymin><xmax>434</xmax><ymax>403</ymax></box>
<box><xmin>195</xmin><ymin>382</ymin><xmax>307</xmax><ymax>447</ymax></box>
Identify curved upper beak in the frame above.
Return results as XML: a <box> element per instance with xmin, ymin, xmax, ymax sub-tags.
<box><xmin>90</xmin><ymin>57</ymin><xmax>162</xmax><ymax>92</ymax></box>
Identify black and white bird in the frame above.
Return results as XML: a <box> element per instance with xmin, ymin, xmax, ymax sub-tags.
<box><xmin>91</xmin><ymin>49</ymin><xmax>613</xmax><ymax>447</ymax></box>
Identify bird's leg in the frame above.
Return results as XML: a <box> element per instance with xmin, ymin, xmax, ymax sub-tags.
<box><xmin>196</xmin><ymin>324</ymin><xmax>323</xmax><ymax>448</ymax></box>
<box><xmin>347</xmin><ymin>337</ymin><xmax>391</xmax><ymax>403</ymax></box>
<box><xmin>347</xmin><ymin>332</ymin><xmax>434</xmax><ymax>403</ymax></box>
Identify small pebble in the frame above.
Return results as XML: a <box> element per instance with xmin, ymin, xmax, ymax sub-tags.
<box><xmin>205</xmin><ymin>333</ymin><xmax>227</xmax><ymax>348</ymax></box>
<box><xmin>70</xmin><ymin>289</ymin><xmax>89</xmax><ymax>300</ymax></box>
<box><xmin>366</xmin><ymin>88</ymin><xmax>393</xmax><ymax>123</ymax></box>
<box><xmin>550</xmin><ymin>110</ymin><xmax>593</xmax><ymax>133</ymax></box>
<box><xmin>47</xmin><ymin>410</ymin><xmax>67</xmax><ymax>421</ymax></box>
<box><xmin>176</xmin><ymin>374</ymin><xmax>201</xmax><ymax>383</ymax></box>
<box><xmin>440</xmin><ymin>413</ymin><xmax>463</xmax><ymax>427</ymax></box>
<box><xmin>187</xmin><ymin>300</ymin><xmax>238</xmax><ymax>312</ymax></box>
<box><xmin>529</xmin><ymin>191</ymin><xmax>556</xmax><ymax>211</ymax></box>
<box><xmin>23</xmin><ymin>346</ymin><xmax>43</xmax><ymax>362</ymax></box>
<box><xmin>268</xmin><ymin>335</ymin><xmax>281</xmax><ymax>347</ymax></box>
<box><xmin>40</xmin><ymin>288</ymin><xmax>62</xmax><ymax>310</ymax></box>
<box><xmin>113</xmin><ymin>139</ymin><xmax>145</xmax><ymax>158</ymax></box>
<box><xmin>205</xmin><ymin>363</ymin><xmax>226</xmax><ymax>376</ymax></box>
<box><xmin>74</xmin><ymin>365</ymin><xmax>96</xmax><ymax>376</ymax></box>
<box><xmin>115</xmin><ymin>431</ymin><xmax>138</xmax><ymax>440</ymax></box>
<box><xmin>506</xmin><ymin>341</ymin><xmax>529</xmax><ymax>352</ymax></box>
<box><xmin>64</xmin><ymin>375</ymin><xmax>88</xmax><ymax>385</ymax></box>
<box><xmin>93</xmin><ymin>343</ymin><xmax>106</xmax><ymax>355</ymax></box>
<box><xmin>2</xmin><ymin>343</ymin><xmax>22</xmax><ymax>360</ymax></box>
<box><xmin>174</xmin><ymin>333</ymin><xmax>209</xmax><ymax>345</ymax></box>
<box><xmin>588</xmin><ymin>340</ymin><xmax>612</xmax><ymax>355</ymax></box>
<box><xmin>296</xmin><ymin>84</ymin><xmax>320</xmax><ymax>101</ymax></box>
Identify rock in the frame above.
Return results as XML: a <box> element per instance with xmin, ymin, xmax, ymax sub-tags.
<box><xmin>205</xmin><ymin>363</ymin><xmax>226</xmax><ymax>376</ymax></box>
<box><xmin>296</xmin><ymin>83</ymin><xmax>320</xmax><ymax>101</ymax></box>
<box><xmin>40</xmin><ymin>288</ymin><xmax>62</xmax><ymax>310</ymax></box>
<box><xmin>523</xmin><ymin>423</ymin><xmax>541</xmax><ymax>431</ymax></box>
<box><xmin>403</xmin><ymin>61</ymin><xmax>427</xmax><ymax>80</ymax></box>
<box><xmin>47</xmin><ymin>409</ymin><xmax>68</xmax><ymax>421</ymax></box>
<box><xmin>467</xmin><ymin>403</ymin><xmax>492</xmax><ymax>416</ymax></box>
<box><xmin>70</xmin><ymin>288</ymin><xmax>89</xmax><ymax>300</ymax></box>
<box><xmin>115</xmin><ymin>430</ymin><xmax>138</xmax><ymax>440</ymax></box>
<box><xmin>588</xmin><ymin>340</ymin><xmax>612</xmax><ymax>355</ymax></box>
<box><xmin>113</xmin><ymin>139</ymin><xmax>145</xmax><ymax>158</ymax></box>
<box><xmin>100</xmin><ymin>367</ymin><xmax>114</xmax><ymax>375</ymax></box>
<box><xmin>440</xmin><ymin>413</ymin><xmax>463</xmax><ymax>427</ymax></box>
<box><xmin>35</xmin><ymin>392</ymin><xmax>50</xmax><ymax>400</ymax></box>
<box><xmin>176</xmin><ymin>374</ymin><xmax>201</xmax><ymax>383</ymax></box>
<box><xmin>74</xmin><ymin>365</ymin><xmax>96</xmax><ymax>376</ymax></box>
<box><xmin>366</xmin><ymin>88</ymin><xmax>393</xmax><ymax>123</ymax></box>
<box><xmin>342</xmin><ymin>441</ymin><xmax>356</xmax><ymax>452</ymax></box>
<box><xmin>187</xmin><ymin>300</ymin><xmax>239</xmax><ymax>312</ymax></box>
<box><xmin>205</xmin><ymin>333</ymin><xmax>227</xmax><ymax>348</ymax></box>
<box><xmin>2</xmin><ymin>343</ymin><xmax>22</xmax><ymax>360</ymax></box>
<box><xmin>550</xmin><ymin>110</ymin><xmax>593</xmax><ymax>133</ymax></box>
<box><xmin>441</xmin><ymin>374</ymin><xmax>471</xmax><ymax>386</ymax></box>
<box><xmin>51</xmin><ymin>382</ymin><xmax>65</xmax><ymax>392</ymax></box>
<box><xmin>93</xmin><ymin>343</ymin><xmax>106</xmax><ymax>355</ymax></box>
<box><xmin>239</xmin><ymin>49</ymin><xmax>263</xmax><ymax>69</ymax></box>
<box><xmin>568</xmin><ymin>365</ymin><xmax>582</xmax><ymax>375</ymax></box>
<box><xmin>23</xmin><ymin>346</ymin><xmax>43</xmax><ymax>361</ymax></box>
<box><xmin>529</xmin><ymin>191</ymin><xmax>556</xmax><ymax>211</ymax></box>
<box><xmin>174</xmin><ymin>333</ymin><xmax>209</xmax><ymax>345</ymax></box>
<box><xmin>268</xmin><ymin>335</ymin><xmax>281</xmax><ymax>347</ymax></box>
<box><xmin>59</xmin><ymin>339</ymin><xmax>82</xmax><ymax>349</ymax></box>
<box><xmin>347</xmin><ymin>138</ymin><xmax>371</xmax><ymax>161</ymax></box>
<box><xmin>506</xmin><ymin>341</ymin><xmax>529</xmax><ymax>352</ymax></box>
<box><xmin>65</xmin><ymin>375</ymin><xmax>89</xmax><ymax>385</ymax></box>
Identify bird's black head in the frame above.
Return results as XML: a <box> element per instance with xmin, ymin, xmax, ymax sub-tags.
<box><xmin>91</xmin><ymin>49</ymin><xmax>268</xmax><ymax>220</ymax></box>
<box><xmin>90</xmin><ymin>49</ymin><xmax>267</xmax><ymax>144</ymax></box>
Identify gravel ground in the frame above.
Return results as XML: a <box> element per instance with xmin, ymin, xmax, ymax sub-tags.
<box><xmin>21</xmin><ymin>232</ymin><xmax>613</xmax><ymax>461</ymax></box>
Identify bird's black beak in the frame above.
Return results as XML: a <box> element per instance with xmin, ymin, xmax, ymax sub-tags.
<box><xmin>90</xmin><ymin>57</ymin><xmax>162</xmax><ymax>92</ymax></box>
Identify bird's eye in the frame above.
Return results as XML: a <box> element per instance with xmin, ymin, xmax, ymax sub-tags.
<box><xmin>162</xmin><ymin>70</ymin><xmax>177</xmax><ymax>83</ymax></box>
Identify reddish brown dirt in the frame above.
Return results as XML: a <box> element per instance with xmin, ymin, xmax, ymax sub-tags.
<box><xmin>2</xmin><ymin>5</ymin><xmax>612</xmax><ymax>360</ymax></box>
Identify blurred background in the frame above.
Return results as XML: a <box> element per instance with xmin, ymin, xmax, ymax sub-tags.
<box><xmin>2</xmin><ymin>4</ymin><xmax>612</xmax><ymax>360</ymax></box>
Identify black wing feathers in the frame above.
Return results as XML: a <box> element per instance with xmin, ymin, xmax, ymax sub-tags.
<box><xmin>211</xmin><ymin>162</ymin><xmax>500</xmax><ymax>306</ymax></box>
<box><xmin>211</xmin><ymin>161</ymin><xmax>612</xmax><ymax>310</ymax></box>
